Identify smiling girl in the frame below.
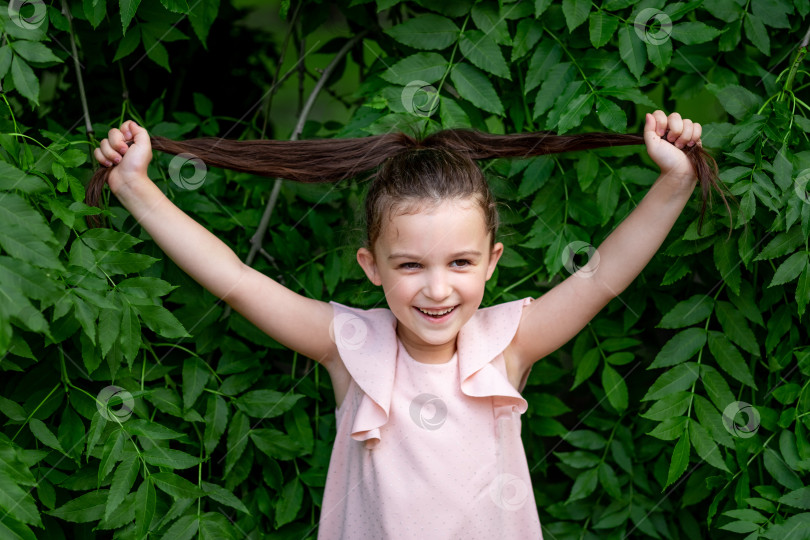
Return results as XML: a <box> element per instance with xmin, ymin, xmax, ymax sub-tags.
<box><xmin>92</xmin><ymin>110</ymin><xmax>722</xmax><ymax>538</ymax></box>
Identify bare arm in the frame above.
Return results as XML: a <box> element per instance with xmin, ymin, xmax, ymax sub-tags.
<box><xmin>508</xmin><ymin>110</ymin><xmax>703</xmax><ymax>370</ymax></box>
<box><xmin>95</xmin><ymin>122</ymin><xmax>339</xmax><ymax>367</ymax></box>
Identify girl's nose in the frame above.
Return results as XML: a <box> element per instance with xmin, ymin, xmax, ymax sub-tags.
<box><xmin>424</xmin><ymin>270</ymin><xmax>452</xmax><ymax>301</ymax></box>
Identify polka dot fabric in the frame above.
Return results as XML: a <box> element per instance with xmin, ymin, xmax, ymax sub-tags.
<box><xmin>317</xmin><ymin>297</ymin><xmax>544</xmax><ymax>539</ymax></box>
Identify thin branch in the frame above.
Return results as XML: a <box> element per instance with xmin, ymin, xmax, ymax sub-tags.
<box><xmin>221</xmin><ymin>31</ymin><xmax>367</xmax><ymax>320</ymax></box>
<box><xmin>61</xmin><ymin>0</ymin><xmax>93</xmax><ymax>137</ymax></box>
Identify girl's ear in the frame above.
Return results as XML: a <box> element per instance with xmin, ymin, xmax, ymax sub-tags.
<box><xmin>356</xmin><ymin>247</ymin><xmax>383</xmax><ymax>286</ymax></box>
<box><xmin>485</xmin><ymin>242</ymin><xmax>504</xmax><ymax>280</ymax></box>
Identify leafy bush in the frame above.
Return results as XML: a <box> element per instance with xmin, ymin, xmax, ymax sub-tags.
<box><xmin>1</xmin><ymin>0</ymin><xmax>809</xmax><ymax>538</ymax></box>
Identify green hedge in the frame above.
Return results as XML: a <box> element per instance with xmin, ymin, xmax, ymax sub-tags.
<box><xmin>1</xmin><ymin>0</ymin><xmax>809</xmax><ymax>537</ymax></box>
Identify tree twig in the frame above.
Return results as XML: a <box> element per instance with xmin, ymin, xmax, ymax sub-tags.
<box><xmin>61</xmin><ymin>0</ymin><xmax>93</xmax><ymax>138</ymax></box>
<box><xmin>221</xmin><ymin>31</ymin><xmax>367</xmax><ymax>320</ymax></box>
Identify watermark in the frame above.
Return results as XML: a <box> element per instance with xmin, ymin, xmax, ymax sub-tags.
<box><xmin>8</xmin><ymin>0</ymin><xmax>47</xmax><ymax>30</ymax></box>
<box><xmin>722</xmin><ymin>401</ymin><xmax>760</xmax><ymax>438</ymax></box>
<box><xmin>96</xmin><ymin>385</ymin><xmax>134</xmax><ymax>423</ymax></box>
<box><xmin>168</xmin><ymin>153</ymin><xmax>207</xmax><ymax>190</ymax></box>
<box><xmin>562</xmin><ymin>241</ymin><xmax>600</xmax><ymax>277</ymax></box>
<box><xmin>489</xmin><ymin>473</ymin><xmax>529</xmax><ymax>511</ymax></box>
<box><xmin>794</xmin><ymin>169</ymin><xmax>810</xmax><ymax>204</ymax></box>
<box><xmin>633</xmin><ymin>8</ymin><xmax>673</xmax><ymax>46</ymax></box>
<box><xmin>329</xmin><ymin>312</ymin><xmax>368</xmax><ymax>351</ymax></box>
<box><xmin>401</xmin><ymin>80</ymin><xmax>440</xmax><ymax>118</ymax></box>
<box><xmin>409</xmin><ymin>393</ymin><xmax>447</xmax><ymax>430</ymax></box>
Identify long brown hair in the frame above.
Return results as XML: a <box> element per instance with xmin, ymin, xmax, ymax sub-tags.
<box><xmin>84</xmin><ymin>128</ymin><xmax>733</xmax><ymax>247</ymax></box>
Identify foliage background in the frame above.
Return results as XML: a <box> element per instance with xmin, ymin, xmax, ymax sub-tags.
<box><xmin>1</xmin><ymin>0</ymin><xmax>809</xmax><ymax>538</ymax></box>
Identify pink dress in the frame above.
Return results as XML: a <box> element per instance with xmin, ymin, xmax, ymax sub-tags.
<box><xmin>316</xmin><ymin>297</ymin><xmax>544</xmax><ymax>539</ymax></box>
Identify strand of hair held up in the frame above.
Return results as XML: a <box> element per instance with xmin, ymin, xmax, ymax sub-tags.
<box><xmin>84</xmin><ymin>128</ymin><xmax>734</xmax><ymax>232</ymax></box>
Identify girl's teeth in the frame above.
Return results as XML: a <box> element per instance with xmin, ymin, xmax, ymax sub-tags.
<box><xmin>418</xmin><ymin>306</ymin><xmax>455</xmax><ymax>316</ymax></box>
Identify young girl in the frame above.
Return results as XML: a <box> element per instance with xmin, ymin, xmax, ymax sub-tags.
<box><xmin>93</xmin><ymin>111</ymin><xmax>716</xmax><ymax>538</ymax></box>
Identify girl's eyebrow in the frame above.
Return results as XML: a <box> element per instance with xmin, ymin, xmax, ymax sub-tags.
<box><xmin>387</xmin><ymin>250</ymin><xmax>482</xmax><ymax>260</ymax></box>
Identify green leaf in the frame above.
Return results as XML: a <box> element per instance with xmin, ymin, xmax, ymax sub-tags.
<box><xmin>597</xmin><ymin>172</ymin><xmax>620</xmax><ymax>224</ymax></box>
<box><xmin>533</xmin><ymin>63</ymin><xmax>575</xmax><ymax>119</ymax></box>
<box><xmin>458</xmin><ymin>30</ymin><xmax>510</xmax><ymax>80</ymax></box>
<box><xmin>182</xmin><ymin>357</ymin><xmax>210</xmax><ymax>409</ymax></box>
<box><xmin>274</xmin><ymin>477</ymin><xmax>304</xmax><ymax>528</ymax></box>
<box><xmin>689</xmin><ymin>420</ymin><xmax>730</xmax><ymax>472</ymax></box>
<box><xmin>647</xmin><ymin>416</ymin><xmax>689</xmax><ymax>440</ymax></box>
<box><xmin>618</xmin><ymin>25</ymin><xmax>646</xmax><ymax>79</ymax></box>
<box><xmin>555</xmin><ymin>90</ymin><xmax>594</xmax><ymax>134</ymax></box>
<box><xmin>450</xmin><ymin>62</ymin><xmax>504</xmax><ymax>115</ymax></box>
<box><xmin>384</xmin><ymin>14</ymin><xmax>459</xmax><ymax>50</ymax></box>
<box><xmin>133</xmin><ymin>304</ymin><xmax>190</xmax><ymax>339</ymax></box>
<box><xmin>201</xmin><ymin>481</ymin><xmax>250</xmax><ymax>514</ymax></box>
<box><xmin>778</xmin><ymin>487</ymin><xmax>810</xmax><ymax>509</ymax></box>
<box><xmin>658</xmin><ymin>295</ymin><xmax>714</xmax><ymax>328</ymax></box>
<box><xmin>572</xmin><ymin>348</ymin><xmax>600</xmax><ymax>390</ymax></box>
<box><xmin>235</xmin><ymin>390</ymin><xmax>304</xmax><ymax>419</ymax></box>
<box><xmin>645</xmin><ymin>37</ymin><xmax>672</xmax><ymax>70</ymax></box>
<box><xmin>80</xmin><ymin>228</ymin><xmax>142</xmax><ymax>251</ymax></box>
<box><xmin>707</xmin><ymin>331</ymin><xmax>758</xmax><ymax>389</ymax></box>
<box><xmin>471</xmin><ymin>3</ymin><xmax>511</xmax><ymax>46</ymax></box>
<box><xmin>105</xmin><ymin>455</ymin><xmax>139</xmax><ymax>521</ymax></box>
<box><xmin>10</xmin><ymin>56</ymin><xmax>39</xmax><ymax>105</ymax></box>
<box><xmin>700</xmin><ymin>365</ymin><xmax>737</xmax><ymax>414</ymax></box>
<box><xmin>511</xmin><ymin>18</ymin><xmax>542</xmax><ymax>61</ymax></box>
<box><xmin>525</xmin><ymin>39</ymin><xmax>562</xmax><ymax>92</ymax></box>
<box><xmin>640</xmin><ymin>391</ymin><xmax>691</xmax><ymax>421</ymax></box>
<box><xmin>598</xmin><ymin>462</ymin><xmax>621</xmax><ymax>499</ymax></box>
<box><xmin>665</xmin><ymin>427</ymin><xmax>690</xmax><ymax>488</ymax></box>
<box><xmin>595</xmin><ymin>97</ymin><xmax>627</xmax><ymax>132</ymax></box>
<box><xmin>381</xmin><ymin>53</ymin><xmax>448</xmax><ymax>86</ymax></box>
<box><xmin>650</xmin><ymin>328</ymin><xmax>707</xmax><ymax>368</ymax></box>
<box><xmin>755</xmin><ymin>228</ymin><xmax>805</xmax><ymax>260</ymax></box>
<box><xmin>671</xmin><ymin>22</ymin><xmax>722</xmax><ymax>44</ymax></box>
<box><xmin>203</xmin><ymin>395</ymin><xmax>228</xmax><ymax>454</ymax></box>
<box><xmin>589</xmin><ymin>10</ymin><xmax>619</xmax><ymax>48</ymax></box>
<box><xmin>715</xmin><ymin>301</ymin><xmax>758</xmax><ymax>355</ymax></box>
<box><xmin>0</xmin><ymin>161</ymin><xmax>49</xmax><ymax>193</ymax></box>
<box><xmin>160</xmin><ymin>514</ymin><xmax>199</xmax><ymax>540</ymax></box>
<box><xmin>134</xmin><ymin>478</ymin><xmax>155</xmax><ymax>539</ymax></box>
<box><xmin>47</xmin><ymin>490</ymin><xmax>108</xmax><ymax>523</ymax></box>
<box><xmin>10</xmin><ymin>41</ymin><xmax>62</xmax><ymax>63</ymax></box>
<box><xmin>0</xmin><ymin>46</ymin><xmax>11</xmax><ymax>79</ymax></box>
<box><xmin>123</xmin><ymin>419</ymin><xmax>183</xmax><ymax>440</ymax></box>
<box><xmin>561</xmin><ymin>0</ymin><xmax>591</xmax><ymax>32</ymax></box>
<box><xmin>142</xmin><ymin>447</ymin><xmax>201</xmax><ymax>470</ymax></box>
<box><xmin>117</xmin><ymin>277</ymin><xmax>177</xmax><ymax>298</ymax></box>
<box><xmin>769</xmin><ymin>252</ymin><xmax>809</xmax><ymax>287</ymax></box>
<box><xmin>706</xmin><ymin>83</ymin><xmax>762</xmax><ymax>120</ymax></box>
<box><xmin>601</xmin><ymin>363</ymin><xmax>628</xmax><ymax>412</ymax></box>
<box><xmin>641</xmin><ymin>363</ymin><xmax>700</xmax><ymax>401</ymax></box>
<box><xmin>188</xmin><ymin>0</ymin><xmax>219</xmax><ymax>45</ymax></box>
<box><xmin>29</xmin><ymin>419</ymin><xmax>65</xmax><ymax>454</ymax></box>
<box><xmin>225</xmin><ymin>411</ymin><xmax>249</xmax><ymax>477</ymax></box>
<box><xmin>763</xmin><ymin>447</ymin><xmax>803</xmax><ymax>490</ymax></box>
<box><xmin>151</xmin><ymin>472</ymin><xmax>205</xmax><ymax>499</ymax></box>
<box><xmin>566</xmin><ymin>467</ymin><xmax>598</xmax><ymax>502</ymax></box>
<box><xmin>743</xmin><ymin>13</ymin><xmax>770</xmax><ymax>54</ymax></box>
<box><xmin>119</xmin><ymin>0</ymin><xmax>141</xmax><ymax>35</ymax></box>
<box><xmin>99</xmin><ymin>431</ymin><xmax>125</xmax><ymax>485</ymax></box>
<box><xmin>250</xmin><ymin>429</ymin><xmax>304</xmax><ymax>460</ymax></box>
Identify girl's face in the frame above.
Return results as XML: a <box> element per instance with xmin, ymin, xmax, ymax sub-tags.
<box><xmin>356</xmin><ymin>197</ymin><xmax>503</xmax><ymax>360</ymax></box>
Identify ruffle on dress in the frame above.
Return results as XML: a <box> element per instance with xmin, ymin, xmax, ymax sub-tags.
<box><xmin>329</xmin><ymin>297</ymin><xmax>533</xmax><ymax>448</ymax></box>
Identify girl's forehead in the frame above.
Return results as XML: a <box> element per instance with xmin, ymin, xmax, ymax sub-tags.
<box><xmin>379</xmin><ymin>199</ymin><xmax>487</xmax><ymax>255</ymax></box>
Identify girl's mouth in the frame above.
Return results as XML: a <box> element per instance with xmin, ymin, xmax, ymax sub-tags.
<box><xmin>413</xmin><ymin>305</ymin><xmax>458</xmax><ymax>323</ymax></box>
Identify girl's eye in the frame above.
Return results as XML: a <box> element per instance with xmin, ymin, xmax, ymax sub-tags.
<box><xmin>398</xmin><ymin>260</ymin><xmax>471</xmax><ymax>270</ymax></box>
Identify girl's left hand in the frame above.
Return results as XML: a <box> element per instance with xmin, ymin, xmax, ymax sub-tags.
<box><xmin>643</xmin><ymin>110</ymin><xmax>701</xmax><ymax>183</ymax></box>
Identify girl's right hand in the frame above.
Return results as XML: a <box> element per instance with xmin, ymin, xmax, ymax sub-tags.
<box><xmin>93</xmin><ymin>120</ymin><xmax>153</xmax><ymax>194</ymax></box>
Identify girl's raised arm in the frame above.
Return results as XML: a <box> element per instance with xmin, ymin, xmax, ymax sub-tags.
<box><xmin>94</xmin><ymin>121</ymin><xmax>340</xmax><ymax>368</ymax></box>
<box><xmin>507</xmin><ymin>111</ymin><xmax>702</xmax><ymax>373</ymax></box>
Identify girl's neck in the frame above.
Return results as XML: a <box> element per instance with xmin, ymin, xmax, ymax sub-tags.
<box><xmin>396</xmin><ymin>323</ymin><xmax>458</xmax><ymax>364</ymax></box>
